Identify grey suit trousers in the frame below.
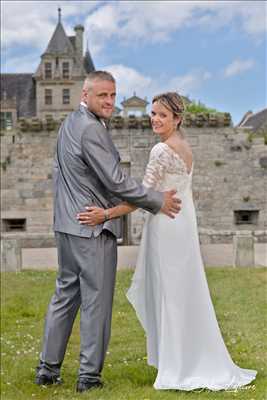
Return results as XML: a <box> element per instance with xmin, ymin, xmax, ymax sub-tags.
<box><xmin>39</xmin><ymin>230</ymin><xmax>117</xmax><ymax>381</ymax></box>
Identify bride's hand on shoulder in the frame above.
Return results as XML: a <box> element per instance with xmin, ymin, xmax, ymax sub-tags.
<box><xmin>77</xmin><ymin>206</ymin><xmax>106</xmax><ymax>226</ymax></box>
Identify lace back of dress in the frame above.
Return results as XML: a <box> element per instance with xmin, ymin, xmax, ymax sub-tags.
<box><xmin>143</xmin><ymin>142</ymin><xmax>192</xmax><ymax>196</ymax></box>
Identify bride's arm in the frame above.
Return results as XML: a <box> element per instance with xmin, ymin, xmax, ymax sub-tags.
<box><xmin>77</xmin><ymin>152</ymin><xmax>159</xmax><ymax>226</ymax></box>
<box><xmin>77</xmin><ymin>144</ymin><xmax>180</xmax><ymax>226</ymax></box>
<box><xmin>77</xmin><ymin>148</ymin><xmax>159</xmax><ymax>226</ymax></box>
<box><xmin>77</xmin><ymin>202</ymin><xmax>137</xmax><ymax>226</ymax></box>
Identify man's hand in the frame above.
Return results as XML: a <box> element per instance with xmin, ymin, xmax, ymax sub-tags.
<box><xmin>77</xmin><ymin>206</ymin><xmax>105</xmax><ymax>226</ymax></box>
<box><xmin>161</xmin><ymin>190</ymin><xmax>181</xmax><ymax>218</ymax></box>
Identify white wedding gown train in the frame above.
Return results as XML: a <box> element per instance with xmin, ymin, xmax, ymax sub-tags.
<box><xmin>126</xmin><ymin>142</ymin><xmax>257</xmax><ymax>391</ymax></box>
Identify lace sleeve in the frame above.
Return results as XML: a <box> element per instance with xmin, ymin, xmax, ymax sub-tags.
<box><xmin>142</xmin><ymin>143</ymin><xmax>171</xmax><ymax>189</ymax></box>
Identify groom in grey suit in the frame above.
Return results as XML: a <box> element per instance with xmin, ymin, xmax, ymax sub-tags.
<box><xmin>35</xmin><ymin>71</ymin><xmax>181</xmax><ymax>393</ymax></box>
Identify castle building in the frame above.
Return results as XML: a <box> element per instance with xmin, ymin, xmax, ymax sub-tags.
<box><xmin>1</xmin><ymin>12</ymin><xmax>266</xmax><ymax>270</ymax></box>
<box><xmin>0</xmin><ymin>8</ymin><xmax>94</xmax><ymax>128</ymax></box>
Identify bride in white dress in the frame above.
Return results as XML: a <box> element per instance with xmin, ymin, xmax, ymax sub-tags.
<box><xmin>78</xmin><ymin>92</ymin><xmax>257</xmax><ymax>391</ymax></box>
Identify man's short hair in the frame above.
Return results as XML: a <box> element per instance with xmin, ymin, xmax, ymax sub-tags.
<box><xmin>83</xmin><ymin>71</ymin><xmax>115</xmax><ymax>91</ymax></box>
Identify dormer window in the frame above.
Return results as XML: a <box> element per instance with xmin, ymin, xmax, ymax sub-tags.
<box><xmin>62</xmin><ymin>62</ymin><xmax>70</xmax><ymax>79</ymax></box>
<box><xmin>45</xmin><ymin>62</ymin><xmax>52</xmax><ymax>79</ymax></box>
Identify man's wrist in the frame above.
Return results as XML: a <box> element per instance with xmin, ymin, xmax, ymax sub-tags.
<box><xmin>104</xmin><ymin>209</ymin><xmax>109</xmax><ymax>221</ymax></box>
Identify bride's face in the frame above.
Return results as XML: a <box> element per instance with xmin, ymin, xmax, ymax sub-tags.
<box><xmin>151</xmin><ymin>101</ymin><xmax>178</xmax><ymax>139</ymax></box>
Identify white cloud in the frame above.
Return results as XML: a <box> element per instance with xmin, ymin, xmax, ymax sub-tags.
<box><xmin>191</xmin><ymin>1</ymin><xmax>266</xmax><ymax>36</ymax></box>
<box><xmin>168</xmin><ymin>70</ymin><xmax>212</xmax><ymax>95</ymax></box>
<box><xmin>224</xmin><ymin>59</ymin><xmax>255</xmax><ymax>77</ymax></box>
<box><xmin>1</xmin><ymin>53</ymin><xmax>39</xmax><ymax>73</ymax></box>
<box><xmin>84</xmin><ymin>1</ymin><xmax>197</xmax><ymax>55</ymax></box>
<box><xmin>1</xmin><ymin>1</ymin><xmax>99</xmax><ymax>50</ymax></box>
<box><xmin>85</xmin><ymin>1</ymin><xmax>266</xmax><ymax>56</ymax></box>
<box><xmin>103</xmin><ymin>64</ymin><xmax>212</xmax><ymax>104</ymax></box>
<box><xmin>238</xmin><ymin>1</ymin><xmax>267</xmax><ymax>36</ymax></box>
<box><xmin>1</xmin><ymin>1</ymin><xmax>265</xmax><ymax>59</ymax></box>
<box><xmin>104</xmin><ymin>64</ymin><xmax>152</xmax><ymax>97</ymax></box>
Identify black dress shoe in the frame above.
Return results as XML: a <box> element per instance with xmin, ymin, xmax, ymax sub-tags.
<box><xmin>76</xmin><ymin>380</ymin><xmax>103</xmax><ymax>393</ymax></box>
<box><xmin>35</xmin><ymin>373</ymin><xmax>62</xmax><ymax>386</ymax></box>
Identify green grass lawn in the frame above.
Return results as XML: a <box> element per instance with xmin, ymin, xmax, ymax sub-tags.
<box><xmin>1</xmin><ymin>268</ymin><xmax>266</xmax><ymax>400</ymax></box>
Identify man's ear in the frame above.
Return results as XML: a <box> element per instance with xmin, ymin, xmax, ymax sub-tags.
<box><xmin>82</xmin><ymin>89</ymin><xmax>87</xmax><ymax>100</ymax></box>
<box><xmin>174</xmin><ymin>116</ymin><xmax>180</xmax><ymax>127</ymax></box>
<box><xmin>81</xmin><ymin>89</ymin><xmax>88</xmax><ymax>103</ymax></box>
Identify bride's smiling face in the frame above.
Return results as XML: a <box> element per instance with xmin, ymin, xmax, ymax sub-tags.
<box><xmin>151</xmin><ymin>101</ymin><xmax>179</xmax><ymax>140</ymax></box>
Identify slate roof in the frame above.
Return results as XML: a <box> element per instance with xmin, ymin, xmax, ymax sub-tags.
<box><xmin>69</xmin><ymin>36</ymin><xmax>76</xmax><ymax>49</ymax></box>
<box><xmin>42</xmin><ymin>21</ymin><xmax>94</xmax><ymax>74</ymax></box>
<box><xmin>121</xmin><ymin>95</ymin><xmax>149</xmax><ymax>107</ymax></box>
<box><xmin>83</xmin><ymin>49</ymin><xmax>95</xmax><ymax>73</ymax></box>
<box><xmin>0</xmin><ymin>74</ymin><xmax>36</xmax><ymax>117</ymax></box>
<box><xmin>238</xmin><ymin>108</ymin><xmax>267</xmax><ymax>132</ymax></box>
<box><xmin>43</xmin><ymin>21</ymin><xmax>75</xmax><ymax>55</ymax></box>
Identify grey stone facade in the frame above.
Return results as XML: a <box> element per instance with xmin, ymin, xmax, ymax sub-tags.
<box><xmin>1</xmin><ymin>119</ymin><xmax>266</xmax><ymax>247</ymax></box>
<box><xmin>1</xmin><ymin>12</ymin><xmax>266</xmax><ymax>271</ymax></box>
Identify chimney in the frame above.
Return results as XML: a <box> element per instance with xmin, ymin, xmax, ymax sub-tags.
<box><xmin>74</xmin><ymin>24</ymin><xmax>84</xmax><ymax>61</ymax></box>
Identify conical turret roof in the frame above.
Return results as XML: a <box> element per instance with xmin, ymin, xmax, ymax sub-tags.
<box><xmin>43</xmin><ymin>21</ymin><xmax>74</xmax><ymax>55</ymax></box>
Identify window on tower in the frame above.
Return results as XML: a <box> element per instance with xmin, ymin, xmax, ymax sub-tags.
<box><xmin>62</xmin><ymin>62</ymin><xmax>70</xmax><ymax>79</ymax></box>
<box><xmin>44</xmin><ymin>62</ymin><xmax>52</xmax><ymax>79</ymax></box>
<box><xmin>62</xmin><ymin>89</ymin><xmax>70</xmax><ymax>104</ymax></box>
<box><xmin>45</xmin><ymin>89</ymin><xmax>52</xmax><ymax>105</ymax></box>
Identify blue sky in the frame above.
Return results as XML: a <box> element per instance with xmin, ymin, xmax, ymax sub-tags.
<box><xmin>1</xmin><ymin>0</ymin><xmax>266</xmax><ymax>124</ymax></box>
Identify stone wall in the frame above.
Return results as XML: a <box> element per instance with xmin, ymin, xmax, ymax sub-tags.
<box><xmin>1</xmin><ymin>118</ymin><xmax>266</xmax><ymax>245</ymax></box>
<box><xmin>1</xmin><ymin>131</ymin><xmax>56</xmax><ymax>234</ymax></box>
<box><xmin>110</xmin><ymin>124</ymin><xmax>267</xmax><ymax>244</ymax></box>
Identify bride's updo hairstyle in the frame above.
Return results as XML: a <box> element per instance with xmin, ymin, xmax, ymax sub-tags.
<box><xmin>152</xmin><ymin>92</ymin><xmax>185</xmax><ymax>130</ymax></box>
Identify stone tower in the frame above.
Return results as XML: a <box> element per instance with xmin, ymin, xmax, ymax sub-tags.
<box><xmin>33</xmin><ymin>8</ymin><xmax>94</xmax><ymax>119</ymax></box>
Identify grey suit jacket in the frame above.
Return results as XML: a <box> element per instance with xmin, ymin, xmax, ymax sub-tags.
<box><xmin>53</xmin><ymin>104</ymin><xmax>163</xmax><ymax>238</ymax></box>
